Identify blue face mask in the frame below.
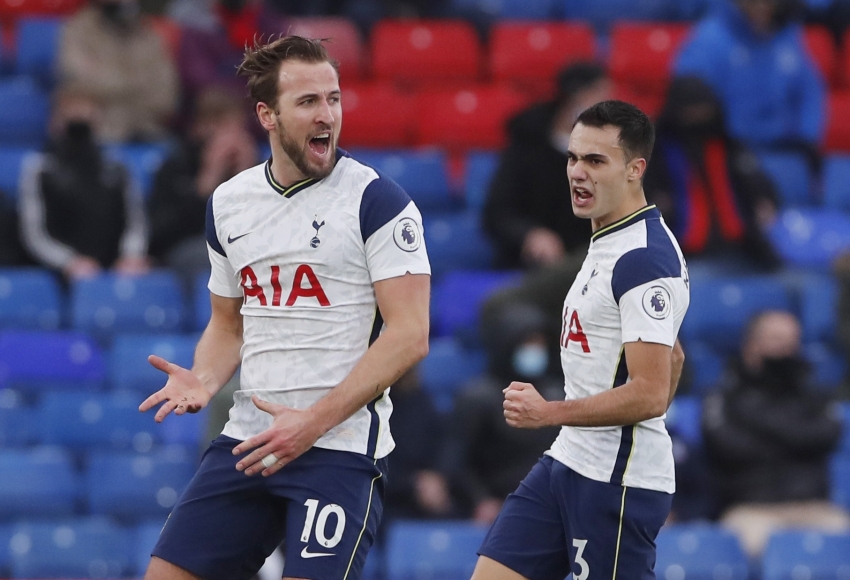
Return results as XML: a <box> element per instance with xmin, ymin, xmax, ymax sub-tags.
<box><xmin>512</xmin><ymin>344</ymin><xmax>549</xmax><ymax>378</ymax></box>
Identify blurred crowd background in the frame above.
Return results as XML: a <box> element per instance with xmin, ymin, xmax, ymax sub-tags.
<box><xmin>0</xmin><ymin>0</ymin><xmax>850</xmax><ymax>578</ymax></box>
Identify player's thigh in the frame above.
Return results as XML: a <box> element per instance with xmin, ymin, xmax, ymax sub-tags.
<box><xmin>478</xmin><ymin>456</ymin><xmax>572</xmax><ymax>580</ymax></box>
<box><xmin>554</xmin><ymin>463</ymin><xmax>671</xmax><ymax>580</ymax></box>
<box><xmin>278</xmin><ymin>448</ymin><xmax>387</xmax><ymax>580</ymax></box>
<box><xmin>471</xmin><ymin>555</ymin><xmax>532</xmax><ymax>580</ymax></box>
<box><xmin>144</xmin><ymin>556</ymin><xmax>202</xmax><ymax>580</ymax></box>
<box><xmin>151</xmin><ymin>436</ymin><xmax>287</xmax><ymax>580</ymax></box>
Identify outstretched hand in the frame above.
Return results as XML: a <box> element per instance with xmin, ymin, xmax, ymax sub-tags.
<box><xmin>503</xmin><ymin>382</ymin><xmax>552</xmax><ymax>429</ymax></box>
<box><xmin>231</xmin><ymin>395</ymin><xmax>323</xmax><ymax>477</ymax></box>
<box><xmin>139</xmin><ymin>355</ymin><xmax>212</xmax><ymax>423</ymax></box>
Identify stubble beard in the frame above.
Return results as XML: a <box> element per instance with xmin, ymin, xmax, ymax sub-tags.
<box><xmin>276</xmin><ymin>117</ymin><xmax>336</xmax><ymax>181</ymax></box>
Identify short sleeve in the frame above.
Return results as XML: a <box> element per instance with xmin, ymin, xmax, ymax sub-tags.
<box><xmin>360</xmin><ymin>176</ymin><xmax>431</xmax><ymax>282</ymax></box>
<box><xmin>207</xmin><ymin>244</ymin><xmax>241</xmax><ymax>298</ymax></box>
<box><xmin>619</xmin><ymin>278</ymin><xmax>678</xmax><ymax>347</ymax></box>
<box><xmin>205</xmin><ymin>193</ymin><xmax>241</xmax><ymax>298</ymax></box>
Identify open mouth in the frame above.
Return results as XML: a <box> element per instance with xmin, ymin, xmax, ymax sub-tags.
<box><xmin>308</xmin><ymin>132</ymin><xmax>331</xmax><ymax>156</ymax></box>
<box><xmin>573</xmin><ymin>186</ymin><xmax>593</xmax><ymax>204</ymax></box>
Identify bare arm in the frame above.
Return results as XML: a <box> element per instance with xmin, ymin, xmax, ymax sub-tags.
<box><xmin>503</xmin><ymin>340</ymin><xmax>672</xmax><ymax>428</ymax></box>
<box><xmin>233</xmin><ymin>273</ymin><xmax>430</xmax><ymax>475</ymax></box>
<box><xmin>139</xmin><ymin>294</ymin><xmax>243</xmax><ymax>421</ymax></box>
<box><xmin>667</xmin><ymin>339</ymin><xmax>685</xmax><ymax>408</ymax></box>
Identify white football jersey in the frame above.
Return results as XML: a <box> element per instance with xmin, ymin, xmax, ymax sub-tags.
<box><xmin>546</xmin><ymin>205</ymin><xmax>689</xmax><ymax>493</ymax></box>
<box><xmin>205</xmin><ymin>150</ymin><xmax>430</xmax><ymax>459</ymax></box>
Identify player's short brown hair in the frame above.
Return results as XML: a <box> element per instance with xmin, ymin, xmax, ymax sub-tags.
<box><xmin>237</xmin><ymin>36</ymin><xmax>339</xmax><ymax>109</ymax></box>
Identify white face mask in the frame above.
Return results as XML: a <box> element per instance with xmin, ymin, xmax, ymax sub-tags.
<box><xmin>551</xmin><ymin>130</ymin><xmax>571</xmax><ymax>154</ymax></box>
<box><xmin>512</xmin><ymin>344</ymin><xmax>549</xmax><ymax>378</ymax></box>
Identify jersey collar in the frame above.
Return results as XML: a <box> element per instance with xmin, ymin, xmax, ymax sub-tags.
<box><xmin>591</xmin><ymin>205</ymin><xmax>660</xmax><ymax>242</ymax></box>
<box><xmin>264</xmin><ymin>149</ymin><xmax>348</xmax><ymax>198</ymax></box>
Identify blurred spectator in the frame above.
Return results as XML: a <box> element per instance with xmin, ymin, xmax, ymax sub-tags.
<box><xmin>148</xmin><ymin>87</ymin><xmax>258</xmax><ymax>287</ymax></box>
<box><xmin>384</xmin><ymin>366</ymin><xmax>454</xmax><ymax>523</ymax></box>
<box><xmin>58</xmin><ymin>0</ymin><xmax>179</xmax><ymax>143</ymax></box>
<box><xmin>702</xmin><ymin>310</ymin><xmax>849</xmax><ymax>557</ymax></box>
<box><xmin>18</xmin><ymin>87</ymin><xmax>149</xmax><ymax>280</ymax></box>
<box><xmin>441</xmin><ymin>304</ymin><xmax>561</xmax><ymax>524</ymax></box>
<box><xmin>836</xmin><ymin>251</ymin><xmax>850</xmax><ymax>389</ymax></box>
<box><xmin>675</xmin><ymin>0</ymin><xmax>825</xmax><ymax>172</ymax></box>
<box><xmin>644</xmin><ymin>76</ymin><xmax>782</xmax><ymax>276</ymax></box>
<box><xmin>482</xmin><ymin>62</ymin><xmax>609</xmax><ymax>271</ymax></box>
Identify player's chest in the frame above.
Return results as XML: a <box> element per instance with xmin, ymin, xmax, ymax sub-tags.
<box><xmin>219</xmin><ymin>192</ymin><xmax>362</xmax><ymax>271</ymax></box>
<box><xmin>560</xmin><ymin>255</ymin><xmax>619</xmax><ymax>351</ymax></box>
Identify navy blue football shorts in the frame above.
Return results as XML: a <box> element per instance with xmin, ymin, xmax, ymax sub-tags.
<box><xmin>150</xmin><ymin>435</ymin><xmax>387</xmax><ymax>580</ymax></box>
<box><xmin>478</xmin><ymin>455</ymin><xmax>672</xmax><ymax>580</ymax></box>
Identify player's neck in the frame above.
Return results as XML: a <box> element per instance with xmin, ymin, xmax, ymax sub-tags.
<box><xmin>591</xmin><ymin>191</ymin><xmax>648</xmax><ymax>232</ymax></box>
<box><xmin>269</xmin><ymin>145</ymin><xmax>309</xmax><ymax>187</ymax></box>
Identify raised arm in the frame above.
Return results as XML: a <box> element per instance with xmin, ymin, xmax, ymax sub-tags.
<box><xmin>232</xmin><ymin>272</ymin><xmax>430</xmax><ymax>475</ymax></box>
<box><xmin>139</xmin><ymin>293</ymin><xmax>243</xmax><ymax>421</ymax></box>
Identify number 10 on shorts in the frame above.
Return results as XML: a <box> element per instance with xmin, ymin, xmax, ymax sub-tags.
<box><xmin>301</xmin><ymin>499</ymin><xmax>346</xmax><ymax>548</ymax></box>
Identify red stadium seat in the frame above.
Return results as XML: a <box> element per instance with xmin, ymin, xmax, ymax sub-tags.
<box><xmin>804</xmin><ymin>25</ymin><xmax>838</xmax><ymax>88</ymax></box>
<box><xmin>825</xmin><ymin>90</ymin><xmax>850</xmax><ymax>151</ymax></box>
<box><xmin>609</xmin><ymin>23</ymin><xmax>691</xmax><ymax>95</ymax></box>
<box><xmin>489</xmin><ymin>22</ymin><xmax>598</xmax><ymax>94</ymax></box>
<box><xmin>613</xmin><ymin>82</ymin><xmax>664</xmax><ymax>119</ymax></box>
<box><xmin>339</xmin><ymin>82</ymin><xmax>415</xmax><ymax>148</ymax></box>
<box><xmin>286</xmin><ymin>17</ymin><xmax>365</xmax><ymax>81</ymax></box>
<box><xmin>414</xmin><ymin>84</ymin><xmax>528</xmax><ymax>151</ymax></box>
<box><xmin>370</xmin><ymin>19</ymin><xmax>482</xmax><ymax>85</ymax></box>
<box><xmin>0</xmin><ymin>0</ymin><xmax>82</xmax><ymax>18</ymax></box>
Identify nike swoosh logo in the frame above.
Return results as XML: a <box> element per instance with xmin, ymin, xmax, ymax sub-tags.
<box><xmin>227</xmin><ymin>232</ymin><xmax>250</xmax><ymax>244</ymax></box>
<box><xmin>301</xmin><ymin>547</ymin><xmax>335</xmax><ymax>559</ymax></box>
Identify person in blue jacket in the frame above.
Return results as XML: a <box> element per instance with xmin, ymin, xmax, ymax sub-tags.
<box><xmin>675</xmin><ymin>0</ymin><xmax>825</xmax><ymax>171</ymax></box>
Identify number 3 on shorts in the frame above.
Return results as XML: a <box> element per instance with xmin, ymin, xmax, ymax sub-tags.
<box><xmin>301</xmin><ymin>499</ymin><xmax>346</xmax><ymax>548</ymax></box>
<box><xmin>572</xmin><ymin>538</ymin><xmax>589</xmax><ymax>580</ymax></box>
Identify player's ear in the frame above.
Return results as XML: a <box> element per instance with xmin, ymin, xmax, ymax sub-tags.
<box><xmin>256</xmin><ymin>102</ymin><xmax>277</xmax><ymax>133</ymax></box>
<box><xmin>627</xmin><ymin>157</ymin><xmax>647</xmax><ymax>182</ymax></box>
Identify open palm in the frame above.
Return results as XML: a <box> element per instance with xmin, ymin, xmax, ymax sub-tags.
<box><xmin>138</xmin><ymin>355</ymin><xmax>212</xmax><ymax>422</ymax></box>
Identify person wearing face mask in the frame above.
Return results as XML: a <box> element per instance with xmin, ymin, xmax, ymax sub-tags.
<box><xmin>701</xmin><ymin>310</ymin><xmax>849</xmax><ymax>557</ymax></box>
<box><xmin>57</xmin><ymin>0</ymin><xmax>179</xmax><ymax>142</ymax></box>
<box><xmin>482</xmin><ymin>62</ymin><xmax>610</xmax><ymax>271</ymax></box>
<box><xmin>440</xmin><ymin>304</ymin><xmax>562</xmax><ymax>524</ymax></box>
<box><xmin>644</xmin><ymin>76</ymin><xmax>782</xmax><ymax>278</ymax></box>
<box><xmin>18</xmin><ymin>87</ymin><xmax>149</xmax><ymax>280</ymax></box>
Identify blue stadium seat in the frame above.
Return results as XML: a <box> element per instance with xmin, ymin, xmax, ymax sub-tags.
<box><xmin>666</xmin><ymin>396</ymin><xmax>702</xmax><ymax>448</ymax></box>
<box><xmin>803</xmin><ymin>342</ymin><xmax>846</xmax><ymax>390</ymax></box>
<box><xmin>655</xmin><ymin>523</ymin><xmax>749</xmax><ymax>580</ymax></box>
<box><xmin>350</xmin><ymin>149</ymin><xmax>454</xmax><ymax>213</ymax></box>
<box><xmin>0</xmin><ymin>523</ymin><xmax>13</xmax><ymax>577</ymax></box>
<box><xmin>86</xmin><ymin>448</ymin><xmax>196</xmax><ymax>520</ymax></box>
<box><xmin>193</xmin><ymin>271</ymin><xmax>212</xmax><ymax>331</ymax></box>
<box><xmin>463</xmin><ymin>151</ymin><xmax>498</xmax><ymax>210</ymax></box>
<box><xmin>683</xmin><ymin>341</ymin><xmax>725</xmax><ymax>394</ymax></box>
<box><xmin>0</xmin><ymin>330</ymin><xmax>105</xmax><ymax>391</ymax></box>
<box><xmin>15</xmin><ymin>18</ymin><xmax>63</xmax><ymax>81</ymax></box>
<box><xmin>8</xmin><ymin>517</ymin><xmax>131</xmax><ymax>579</ymax></box>
<box><xmin>0</xmin><ymin>447</ymin><xmax>78</xmax><ymax>517</ymax></box>
<box><xmin>362</xmin><ymin>539</ymin><xmax>384</xmax><ymax>580</ymax></box>
<box><xmin>559</xmin><ymin>0</ymin><xmax>678</xmax><ymax>29</ymax></box>
<box><xmin>385</xmin><ymin>520</ymin><xmax>488</xmax><ymax>580</ymax></box>
<box><xmin>798</xmin><ymin>275</ymin><xmax>838</xmax><ymax>343</ymax></box>
<box><xmin>111</xmin><ymin>333</ymin><xmax>196</xmax><ymax>392</ymax></box>
<box><xmin>680</xmin><ymin>276</ymin><xmax>793</xmax><ymax>353</ymax></box>
<box><xmin>0</xmin><ymin>77</ymin><xmax>49</xmax><ymax>147</ymax></box>
<box><xmin>104</xmin><ymin>142</ymin><xmax>171</xmax><ymax>198</ymax></box>
<box><xmin>70</xmin><ymin>271</ymin><xmax>184</xmax><ymax>339</ymax></box>
<box><xmin>832</xmin><ymin>455</ymin><xmax>850</xmax><ymax>511</ymax></box>
<box><xmin>769</xmin><ymin>208</ymin><xmax>850</xmax><ymax>270</ymax></box>
<box><xmin>452</xmin><ymin>0</ymin><xmax>556</xmax><ymax>19</ymax></box>
<box><xmin>423</xmin><ymin>212</ymin><xmax>496</xmax><ymax>278</ymax></box>
<box><xmin>0</xmin><ymin>147</ymin><xmax>32</xmax><ymax>198</ymax></box>
<box><xmin>418</xmin><ymin>337</ymin><xmax>487</xmax><ymax>413</ymax></box>
<box><xmin>757</xmin><ymin>151</ymin><xmax>814</xmax><ymax>206</ymax></box>
<box><xmin>431</xmin><ymin>269</ymin><xmax>522</xmax><ymax>339</ymax></box>
<box><xmin>762</xmin><ymin>531</ymin><xmax>850</xmax><ymax>580</ymax></box>
<box><xmin>0</xmin><ymin>268</ymin><xmax>62</xmax><ymax>330</ymax></box>
<box><xmin>0</xmin><ymin>404</ymin><xmax>38</xmax><ymax>446</ymax></box>
<box><xmin>823</xmin><ymin>154</ymin><xmax>850</xmax><ymax>212</ymax></box>
<box><xmin>134</xmin><ymin>520</ymin><xmax>164</xmax><ymax>577</ymax></box>
<box><xmin>38</xmin><ymin>390</ymin><xmax>160</xmax><ymax>451</ymax></box>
